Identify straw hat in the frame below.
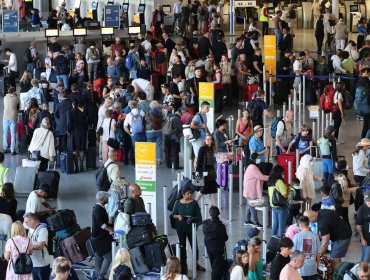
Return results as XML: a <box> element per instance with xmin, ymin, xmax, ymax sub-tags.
<box><xmin>357</xmin><ymin>138</ymin><xmax>370</xmax><ymax>147</ymax></box>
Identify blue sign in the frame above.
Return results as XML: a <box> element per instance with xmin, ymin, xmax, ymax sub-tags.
<box><xmin>3</xmin><ymin>10</ymin><xmax>19</xmax><ymax>32</ymax></box>
<box><xmin>104</xmin><ymin>5</ymin><xmax>120</xmax><ymax>27</ymax></box>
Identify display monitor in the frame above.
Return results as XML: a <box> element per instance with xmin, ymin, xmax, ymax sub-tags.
<box><xmin>122</xmin><ymin>3</ymin><xmax>129</xmax><ymax>12</ymax></box>
<box><xmin>45</xmin><ymin>29</ymin><xmax>59</xmax><ymax>37</ymax></box>
<box><xmin>138</xmin><ymin>4</ymin><xmax>145</xmax><ymax>13</ymax></box>
<box><xmin>350</xmin><ymin>5</ymin><xmax>359</xmax><ymax>12</ymax></box>
<box><xmin>101</xmin><ymin>27</ymin><xmax>114</xmax><ymax>35</ymax></box>
<box><xmin>162</xmin><ymin>5</ymin><xmax>171</xmax><ymax>13</ymax></box>
<box><xmin>128</xmin><ymin>26</ymin><xmax>141</xmax><ymax>35</ymax></box>
<box><xmin>73</xmin><ymin>28</ymin><xmax>87</xmax><ymax>36</ymax></box>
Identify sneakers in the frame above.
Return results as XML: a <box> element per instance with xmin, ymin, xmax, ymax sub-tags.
<box><xmin>244</xmin><ymin>221</ymin><xmax>254</xmax><ymax>226</ymax></box>
<box><xmin>11</xmin><ymin>151</ymin><xmax>16</xmax><ymax>155</ymax></box>
<box><xmin>255</xmin><ymin>222</ymin><xmax>262</xmax><ymax>227</ymax></box>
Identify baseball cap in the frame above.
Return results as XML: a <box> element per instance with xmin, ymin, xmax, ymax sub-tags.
<box><xmin>40</xmin><ymin>72</ymin><xmax>46</xmax><ymax>78</ymax></box>
<box><xmin>248</xmin><ymin>227</ymin><xmax>261</xmax><ymax>238</ymax></box>
<box><xmin>364</xmin><ymin>190</ymin><xmax>370</xmax><ymax>202</ymax></box>
<box><xmin>96</xmin><ymin>191</ymin><xmax>111</xmax><ymax>201</ymax></box>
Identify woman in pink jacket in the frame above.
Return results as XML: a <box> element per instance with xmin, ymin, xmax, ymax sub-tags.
<box><xmin>243</xmin><ymin>153</ymin><xmax>269</xmax><ymax>227</ymax></box>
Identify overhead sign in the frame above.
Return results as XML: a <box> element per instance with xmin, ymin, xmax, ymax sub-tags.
<box><xmin>235</xmin><ymin>1</ymin><xmax>256</xmax><ymax>7</ymax></box>
<box><xmin>104</xmin><ymin>5</ymin><xmax>120</xmax><ymax>27</ymax></box>
<box><xmin>3</xmin><ymin>10</ymin><xmax>18</xmax><ymax>32</ymax></box>
<box><xmin>135</xmin><ymin>142</ymin><xmax>157</xmax><ymax>225</ymax></box>
<box><xmin>263</xmin><ymin>35</ymin><xmax>277</xmax><ymax>82</ymax></box>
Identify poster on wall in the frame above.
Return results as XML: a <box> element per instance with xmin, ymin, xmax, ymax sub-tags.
<box><xmin>3</xmin><ymin>10</ymin><xmax>18</xmax><ymax>32</ymax></box>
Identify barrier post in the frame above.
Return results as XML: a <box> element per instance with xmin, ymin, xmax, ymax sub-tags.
<box><xmin>329</xmin><ymin>112</ymin><xmax>333</xmax><ymax>125</ymax></box>
<box><xmin>269</xmin><ymin>66</ymin><xmax>273</xmax><ymax>106</ymax></box>
<box><xmin>303</xmin><ymin>75</ymin><xmax>306</xmax><ymax>124</ymax></box>
<box><xmin>288</xmin><ymin>95</ymin><xmax>292</xmax><ymax>111</ymax></box>
<box><xmin>256</xmin><ymin>206</ymin><xmax>268</xmax><ymax>262</ymax></box>
<box><xmin>283</xmin><ymin>103</ymin><xmax>286</xmax><ymax>116</ymax></box>
<box><xmin>192</xmin><ymin>223</ymin><xmax>197</xmax><ymax>280</ymax></box>
<box><xmin>293</xmin><ymin>89</ymin><xmax>297</xmax><ymax>134</ymax></box>
<box><xmin>321</xmin><ymin>110</ymin><xmax>325</xmax><ymax>138</ymax></box>
<box><xmin>183</xmin><ymin>137</ymin><xmax>191</xmax><ymax>179</ymax></box>
<box><xmin>228</xmin><ymin>116</ymin><xmax>235</xmax><ymax>157</ymax></box>
<box><xmin>288</xmin><ymin>161</ymin><xmax>292</xmax><ymax>184</ymax></box>
<box><xmin>263</xmin><ymin>65</ymin><xmax>267</xmax><ymax>94</ymax></box>
<box><xmin>325</xmin><ymin>114</ymin><xmax>329</xmax><ymax>129</ymax></box>
<box><xmin>312</xmin><ymin>120</ymin><xmax>316</xmax><ymax>141</ymax></box>
<box><xmin>217</xmin><ymin>187</ymin><xmax>222</xmax><ymax>210</ymax></box>
<box><xmin>317</xmin><ymin>110</ymin><xmax>321</xmax><ymax>139</ymax></box>
<box><xmin>160</xmin><ymin>267</ymin><xmax>165</xmax><ymax>278</ymax></box>
<box><xmin>147</xmin><ymin>203</ymin><xmax>152</xmax><ymax>216</ymax></box>
<box><xmin>177</xmin><ymin>172</ymin><xmax>182</xmax><ymax>192</ymax></box>
<box><xmin>163</xmin><ymin>186</ymin><xmax>168</xmax><ymax>236</ymax></box>
<box><xmin>277</xmin><ymin>110</ymin><xmax>281</xmax><ymax>117</ymax></box>
<box><xmin>228</xmin><ymin>174</ymin><xmax>233</xmax><ymax>222</ymax></box>
<box><xmin>203</xmin><ymin>204</ymin><xmax>208</xmax><ymax>259</ymax></box>
<box><xmin>239</xmin><ymin>158</ymin><xmax>243</xmax><ymax>205</ymax></box>
<box><xmin>298</xmin><ymin>82</ymin><xmax>302</xmax><ymax>132</ymax></box>
<box><xmin>296</xmin><ymin>149</ymin><xmax>300</xmax><ymax>170</ymax></box>
<box><xmin>176</xmin><ymin>243</ymin><xmax>181</xmax><ymax>260</ymax></box>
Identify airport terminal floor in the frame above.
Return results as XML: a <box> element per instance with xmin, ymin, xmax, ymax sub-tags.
<box><xmin>0</xmin><ymin>26</ymin><xmax>367</xmax><ymax>279</ymax></box>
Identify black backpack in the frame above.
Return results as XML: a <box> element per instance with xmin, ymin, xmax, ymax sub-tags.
<box><xmin>23</xmin><ymin>48</ymin><xmax>33</xmax><ymax>63</ymax></box>
<box><xmin>330</xmin><ymin>181</ymin><xmax>344</xmax><ymax>209</ymax></box>
<box><xmin>247</xmin><ymin>99</ymin><xmax>261</xmax><ymax>123</ymax></box>
<box><xmin>11</xmin><ymin>239</ymin><xmax>33</xmax><ymax>275</ymax></box>
<box><xmin>96</xmin><ymin>161</ymin><xmax>115</xmax><ymax>191</ymax></box>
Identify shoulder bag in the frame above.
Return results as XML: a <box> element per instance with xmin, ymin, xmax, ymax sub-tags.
<box><xmin>272</xmin><ymin>186</ymin><xmax>288</xmax><ymax>207</ymax></box>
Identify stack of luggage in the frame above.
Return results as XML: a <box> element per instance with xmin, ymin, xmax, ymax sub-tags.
<box><xmin>126</xmin><ymin>212</ymin><xmax>171</xmax><ymax>275</ymax></box>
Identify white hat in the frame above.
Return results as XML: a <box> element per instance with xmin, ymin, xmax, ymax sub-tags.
<box><xmin>40</xmin><ymin>72</ymin><xmax>46</xmax><ymax>78</ymax></box>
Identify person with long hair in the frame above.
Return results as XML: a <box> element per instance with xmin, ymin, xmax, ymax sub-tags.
<box><xmin>235</xmin><ymin>54</ymin><xmax>250</xmax><ymax>104</ymax></box>
<box><xmin>4</xmin><ymin>221</ymin><xmax>33</xmax><ymax>280</ymax></box>
<box><xmin>74</xmin><ymin>52</ymin><xmax>85</xmax><ymax>93</ymax></box>
<box><xmin>247</xmin><ymin>237</ymin><xmax>263</xmax><ymax>280</ymax></box>
<box><xmin>0</xmin><ymin>182</ymin><xmax>17</xmax><ymax>221</ymax></box>
<box><xmin>235</xmin><ymin>108</ymin><xmax>253</xmax><ymax>146</ymax></box>
<box><xmin>230</xmin><ymin>249</ymin><xmax>249</xmax><ymax>280</ymax></box>
<box><xmin>162</xmin><ymin>256</ymin><xmax>189</xmax><ymax>280</ymax></box>
<box><xmin>352</xmin><ymin>138</ymin><xmax>370</xmax><ymax>185</ymax></box>
<box><xmin>171</xmin><ymin>185</ymin><xmax>204</xmax><ymax>274</ymax></box>
<box><xmin>25</xmin><ymin>97</ymin><xmax>41</xmax><ymax>142</ymax></box>
<box><xmin>20</xmin><ymin>70</ymin><xmax>32</xmax><ymax>94</ymax></box>
<box><xmin>332</xmin><ymin>82</ymin><xmax>345</xmax><ymax>143</ymax></box>
<box><xmin>203</xmin><ymin>206</ymin><xmax>228</xmax><ymax>280</ymax></box>
<box><xmin>195</xmin><ymin>133</ymin><xmax>218</xmax><ymax>206</ymax></box>
<box><xmin>109</xmin><ymin>248</ymin><xmax>133</xmax><ymax>280</ymax></box>
<box><xmin>268</xmin><ymin>165</ymin><xmax>289</xmax><ymax>237</ymax></box>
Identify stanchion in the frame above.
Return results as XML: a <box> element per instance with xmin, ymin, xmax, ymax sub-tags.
<box><xmin>303</xmin><ymin>75</ymin><xmax>306</xmax><ymax>124</ymax></box>
<box><xmin>329</xmin><ymin>112</ymin><xmax>333</xmax><ymax>125</ymax></box>
<box><xmin>176</xmin><ymin>243</ymin><xmax>181</xmax><ymax>260</ymax></box>
<box><xmin>263</xmin><ymin>65</ymin><xmax>267</xmax><ymax>94</ymax></box>
<box><xmin>256</xmin><ymin>206</ymin><xmax>268</xmax><ymax>262</ymax></box>
<box><xmin>192</xmin><ymin>223</ymin><xmax>197</xmax><ymax>280</ymax></box>
<box><xmin>183</xmin><ymin>136</ymin><xmax>191</xmax><ymax>179</ymax></box>
<box><xmin>296</xmin><ymin>149</ymin><xmax>300</xmax><ymax>170</ymax></box>
<box><xmin>293</xmin><ymin>89</ymin><xmax>297</xmax><ymax>134</ymax></box>
<box><xmin>283</xmin><ymin>103</ymin><xmax>286</xmax><ymax>116</ymax></box>
<box><xmin>288</xmin><ymin>96</ymin><xmax>291</xmax><ymax>111</ymax></box>
<box><xmin>277</xmin><ymin>110</ymin><xmax>281</xmax><ymax>117</ymax></box>
<box><xmin>269</xmin><ymin>67</ymin><xmax>273</xmax><ymax>107</ymax></box>
<box><xmin>228</xmin><ymin>116</ymin><xmax>235</xmax><ymax>157</ymax></box>
<box><xmin>325</xmin><ymin>114</ymin><xmax>329</xmax><ymax>129</ymax></box>
<box><xmin>147</xmin><ymin>202</ymin><xmax>152</xmax><ymax>216</ymax></box>
<box><xmin>160</xmin><ymin>267</ymin><xmax>165</xmax><ymax>278</ymax></box>
<box><xmin>217</xmin><ymin>188</ymin><xmax>222</xmax><ymax>210</ymax></box>
<box><xmin>163</xmin><ymin>186</ymin><xmax>168</xmax><ymax>235</ymax></box>
<box><xmin>201</xmin><ymin>196</ymin><xmax>205</xmax><ymax>218</ymax></box>
<box><xmin>321</xmin><ymin>110</ymin><xmax>325</xmax><ymax>137</ymax></box>
<box><xmin>238</xmin><ymin>109</ymin><xmax>241</xmax><ymax>119</ymax></box>
<box><xmin>239</xmin><ymin>158</ymin><xmax>243</xmax><ymax>205</ymax></box>
<box><xmin>317</xmin><ymin>110</ymin><xmax>321</xmax><ymax>139</ymax></box>
<box><xmin>203</xmin><ymin>204</ymin><xmax>208</xmax><ymax>259</ymax></box>
<box><xmin>298</xmin><ymin>82</ymin><xmax>302</xmax><ymax>132</ymax></box>
<box><xmin>177</xmin><ymin>172</ymin><xmax>182</xmax><ymax>192</ymax></box>
<box><xmin>312</xmin><ymin>120</ymin><xmax>316</xmax><ymax>141</ymax></box>
<box><xmin>228</xmin><ymin>174</ymin><xmax>233</xmax><ymax>222</ymax></box>
<box><xmin>288</xmin><ymin>161</ymin><xmax>292</xmax><ymax>184</ymax></box>
<box><xmin>263</xmin><ymin>127</ymin><xmax>267</xmax><ymax>147</ymax></box>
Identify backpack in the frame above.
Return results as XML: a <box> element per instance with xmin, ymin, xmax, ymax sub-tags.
<box><xmin>318</xmin><ymin>137</ymin><xmax>331</xmax><ymax>156</ymax></box>
<box><xmin>57</xmin><ymin>57</ymin><xmax>70</xmax><ymax>75</ymax></box>
<box><xmin>320</xmin><ymin>86</ymin><xmax>335</xmax><ymax>112</ymax></box>
<box><xmin>247</xmin><ymin>99</ymin><xmax>261</xmax><ymax>123</ymax></box>
<box><xmin>125</xmin><ymin>53</ymin><xmax>133</xmax><ymax>69</ymax></box>
<box><xmin>270</xmin><ymin>117</ymin><xmax>285</xmax><ymax>139</ymax></box>
<box><xmin>23</xmin><ymin>48</ymin><xmax>33</xmax><ymax>63</ymax></box>
<box><xmin>11</xmin><ymin>239</ymin><xmax>33</xmax><ymax>275</ymax></box>
<box><xmin>130</xmin><ymin>112</ymin><xmax>145</xmax><ymax>134</ymax></box>
<box><xmin>89</xmin><ymin>47</ymin><xmax>99</xmax><ymax>60</ymax></box>
<box><xmin>155</xmin><ymin>51</ymin><xmax>166</xmax><ymax>64</ymax></box>
<box><xmin>162</xmin><ymin>116</ymin><xmax>175</xmax><ymax>135</ymax></box>
<box><xmin>343</xmin><ymin>90</ymin><xmax>354</xmax><ymax>110</ymax></box>
<box><xmin>329</xmin><ymin>181</ymin><xmax>344</xmax><ymax>209</ymax></box>
<box><xmin>96</xmin><ymin>161</ymin><xmax>115</xmax><ymax>191</ymax></box>
<box><xmin>332</xmin><ymin>262</ymin><xmax>355</xmax><ymax>280</ymax></box>
<box><xmin>355</xmin><ymin>85</ymin><xmax>370</xmax><ymax>115</ymax></box>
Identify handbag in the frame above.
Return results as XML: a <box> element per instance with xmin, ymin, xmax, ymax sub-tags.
<box><xmin>31</xmin><ymin>130</ymin><xmax>49</xmax><ymax>161</ymax></box>
<box><xmin>272</xmin><ymin>187</ymin><xmax>287</xmax><ymax>207</ymax></box>
<box><xmin>107</xmin><ymin>119</ymin><xmax>120</xmax><ymax>150</ymax></box>
<box><xmin>192</xmin><ymin>172</ymin><xmax>205</xmax><ymax>187</ymax></box>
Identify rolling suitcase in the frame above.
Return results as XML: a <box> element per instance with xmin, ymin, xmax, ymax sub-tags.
<box><xmin>14</xmin><ymin>167</ymin><xmax>38</xmax><ymax>197</ymax></box>
<box><xmin>33</xmin><ymin>67</ymin><xmax>46</xmax><ymax>80</ymax></box>
<box><xmin>144</xmin><ymin>235</ymin><xmax>169</xmax><ymax>271</ymax></box>
<box><xmin>47</xmin><ymin>209</ymin><xmax>77</xmax><ymax>231</ymax></box>
<box><xmin>86</xmin><ymin>147</ymin><xmax>96</xmax><ymax>169</ymax></box>
<box><xmin>87</xmin><ymin>128</ymin><xmax>96</xmax><ymax>147</ymax></box>
<box><xmin>59</xmin><ymin>228</ymin><xmax>91</xmax><ymax>263</ymax></box>
<box><xmin>127</xmin><ymin>224</ymin><xmax>156</xmax><ymax>249</ymax></box>
<box><xmin>246</xmin><ymin>83</ymin><xmax>260</xmax><ymax>101</ymax></box>
<box><xmin>217</xmin><ymin>162</ymin><xmax>228</xmax><ymax>188</ymax></box>
<box><xmin>130</xmin><ymin>212</ymin><xmax>152</xmax><ymax>226</ymax></box>
<box><xmin>60</xmin><ymin>152</ymin><xmax>74</xmax><ymax>174</ymax></box>
<box><xmin>129</xmin><ymin>246</ymin><xmax>151</xmax><ymax>275</ymax></box>
<box><xmin>36</xmin><ymin>162</ymin><xmax>60</xmax><ymax>199</ymax></box>
<box><xmin>0</xmin><ymin>76</ymin><xmax>9</xmax><ymax>96</ymax></box>
<box><xmin>277</xmin><ymin>152</ymin><xmax>296</xmax><ymax>184</ymax></box>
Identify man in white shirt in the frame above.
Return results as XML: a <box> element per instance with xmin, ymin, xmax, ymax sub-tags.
<box><xmin>132</xmin><ymin>78</ymin><xmax>155</xmax><ymax>101</ymax></box>
<box><xmin>173</xmin><ymin>0</ymin><xmax>183</xmax><ymax>29</ymax></box>
<box><xmin>3</xmin><ymin>48</ymin><xmax>18</xmax><ymax>88</ymax></box>
<box><xmin>25</xmin><ymin>184</ymin><xmax>54</xmax><ymax>217</ymax></box>
<box><xmin>293</xmin><ymin>51</ymin><xmax>307</xmax><ymax>92</ymax></box>
<box><xmin>331</xmin><ymin>49</ymin><xmax>346</xmax><ymax>74</ymax></box>
<box><xmin>275</xmin><ymin>110</ymin><xmax>294</xmax><ymax>155</ymax></box>
<box><xmin>24</xmin><ymin>212</ymin><xmax>51</xmax><ymax>280</ymax></box>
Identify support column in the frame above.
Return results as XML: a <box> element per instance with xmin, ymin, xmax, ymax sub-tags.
<box><xmin>332</xmin><ymin>0</ymin><xmax>339</xmax><ymax>20</ymax></box>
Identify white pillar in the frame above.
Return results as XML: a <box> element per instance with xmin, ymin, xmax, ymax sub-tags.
<box><xmin>332</xmin><ymin>0</ymin><xmax>339</xmax><ymax>20</ymax></box>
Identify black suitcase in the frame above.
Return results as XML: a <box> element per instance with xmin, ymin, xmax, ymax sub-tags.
<box><xmin>87</xmin><ymin>128</ymin><xmax>96</xmax><ymax>148</ymax></box>
<box><xmin>18</xmin><ymin>134</ymin><xmax>28</xmax><ymax>154</ymax></box>
<box><xmin>60</xmin><ymin>152</ymin><xmax>74</xmax><ymax>174</ymax></box>
<box><xmin>33</xmin><ymin>67</ymin><xmax>46</xmax><ymax>80</ymax></box>
<box><xmin>129</xmin><ymin>246</ymin><xmax>151</xmax><ymax>275</ymax></box>
<box><xmin>86</xmin><ymin>147</ymin><xmax>96</xmax><ymax>169</ymax></box>
<box><xmin>127</xmin><ymin>224</ymin><xmax>156</xmax><ymax>249</ymax></box>
<box><xmin>47</xmin><ymin>209</ymin><xmax>77</xmax><ymax>231</ymax></box>
<box><xmin>130</xmin><ymin>212</ymin><xmax>151</xmax><ymax>226</ymax></box>
<box><xmin>0</xmin><ymin>76</ymin><xmax>9</xmax><ymax>96</ymax></box>
<box><xmin>59</xmin><ymin>228</ymin><xmax>91</xmax><ymax>264</ymax></box>
<box><xmin>144</xmin><ymin>235</ymin><xmax>169</xmax><ymax>270</ymax></box>
<box><xmin>36</xmin><ymin>162</ymin><xmax>60</xmax><ymax>199</ymax></box>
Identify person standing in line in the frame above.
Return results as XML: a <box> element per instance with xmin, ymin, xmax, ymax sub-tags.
<box><xmin>24</xmin><ymin>212</ymin><xmax>50</xmax><ymax>280</ymax></box>
<box><xmin>92</xmin><ymin>191</ymin><xmax>114</xmax><ymax>280</ymax></box>
<box><xmin>270</xmin><ymin>237</ymin><xmax>294</xmax><ymax>280</ymax></box>
<box><xmin>3</xmin><ymin>87</ymin><xmax>19</xmax><ymax>155</ymax></box>
<box><xmin>3</xmin><ymin>48</ymin><xmax>18</xmax><ymax>88</ymax></box>
<box><xmin>203</xmin><ymin>206</ymin><xmax>228</xmax><ymax>280</ymax></box>
<box><xmin>356</xmin><ymin>190</ymin><xmax>370</xmax><ymax>262</ymax></box>
<box><xmin>279</xmin><ymin>251</ymin><xmax>305</xmax><ymax>280</ymax></box>
<box><xmin>190</xmin><ymin>101</ymin><xmax>210</xmax><ymax>158</ymax></box>
<box><xmin>260</xmin><ymin>3</ymin><xmax>269</xmax><ymax>36</ymax></box>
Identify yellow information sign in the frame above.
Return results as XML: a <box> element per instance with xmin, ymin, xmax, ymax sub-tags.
<box><xmin>134</xmin><ymin>14</ymin><xmax>141</xmax><ymax>24</ymax></box>
<box><xmin>199</xmin><ymin>82</ymin><xmax>214</xmax><ymax>101</ymax></box>
<box><xmin>263</xmin><ymin>35</ymin><xmax>277</xmax><ymax>82</ymax></box>
<box><xmin>86</xmin><ymin>10</ymin><xmax>93</xmax><ymax>19</ymax></box>
<box><xmin>135</xmin><ymin>142</ymin><xmax>155</xmax><ymax>165</ymax></box>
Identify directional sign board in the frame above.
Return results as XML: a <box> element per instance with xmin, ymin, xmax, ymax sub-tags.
<box><xmin>3</xmin><ymin>10</ymin><xmax>19</xmax><ymax>32</ymax></box>
<box><xmin>104</xmin><ymin>5</ymin><xmax>120</xmax><ymax>27</ymax></box>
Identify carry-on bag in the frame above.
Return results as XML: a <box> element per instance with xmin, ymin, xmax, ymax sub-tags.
<box><xmin>14</xmin><ymin>167</ymin><xmax>38</xmax><ymax>197</ymax></box>
<box><xmin>129</xmin><ymin>246</ymin><xmax>151</xmax><ymax>275</ymax></box>
<box><xmin>36</xmin><ymin>161</ymin><xmax>60</xmax><ymax>199</ymax></box>
<box><xmin>130</xmin><ymin>212</ymin><xmax>152</xmax><ymax>226</ymax></box>
<box><xmin>217</xmin><ymin>162</ymin><xmax>228</xmax><ymax>188</ymax></box>
<box><xmin>59</xmin><ymin>228</ymin><xmax>91</xmax><ymax>263</ymax></box>
<box><xmin>86</xmin><ymin>147</ymin><xmax>96</xmax><ymax>169</ymax></box>
<box><xmin>127</xmin><ymin>224</ymin><xmax>156</xmax><ymax>249</ymax></box>
<box><xmin>277</xmin><ymin>152</ymin><xmax>297</xmax><ymax>183</ymax></box>
<box><xmin>60</xmin><ymin>152</ymin><xmax>74</xmax><ymax>174</ymax></box>
<box><xmin>47</xmin><ymin>209</ymin><xmax>77</xmax><ymax>231</ymax></box>
<box><xmin>144</xmin><ymin>235</ymin><xmax>169</xmax><ymax>271</ymax></box>
<box><xmin>22</xmin><ymin>158</ymin><xmax>41</xmax><ymax>169</ymax></box>
<box><xmin>55</xmin><ymin>224</ymin><xmax>81</xmax><ymax>241</ymax></box>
